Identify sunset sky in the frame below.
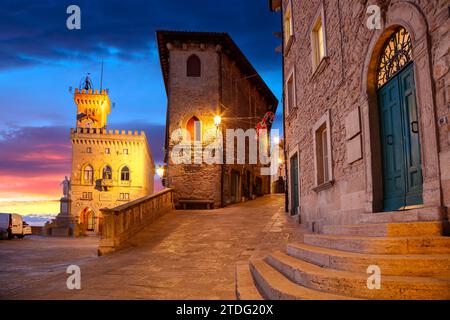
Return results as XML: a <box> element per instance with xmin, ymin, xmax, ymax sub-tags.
<box><xmin>0</xmin><ymin>0</ymin><xmax>282</xmax><ymax>215</ymax></box>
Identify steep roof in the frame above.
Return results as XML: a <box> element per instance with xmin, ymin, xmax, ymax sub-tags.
<box><xmin>156</xmin><ymin>30</ymin><xmax>278</xmax><ymax>110</ymax></box>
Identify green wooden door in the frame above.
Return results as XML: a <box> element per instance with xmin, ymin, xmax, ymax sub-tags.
<box><xmin>378</xmin><ymin>63</ymin><xmax>423</xmax><ymax>211</ymax></box>
<box><xmin>290</xmin><ymin>154</ymin><xmax>299</xmax><ymax>215</ymax></box>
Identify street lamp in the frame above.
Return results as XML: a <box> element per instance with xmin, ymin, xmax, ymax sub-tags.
<box><xmin>156</xmin><ymin>165</ymin><xmax>165</xmax><ymax>179</ymax></box>
<box><xmin>214</xmin><ymin>115</ymin><xmax>222</xmax><ymax>127</ymax></box>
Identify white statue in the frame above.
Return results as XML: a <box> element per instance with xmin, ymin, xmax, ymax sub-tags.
<box><xmin>61</xmin><ymin>176</ymin><xmax>71</xmax><ymax>197</ymax></box>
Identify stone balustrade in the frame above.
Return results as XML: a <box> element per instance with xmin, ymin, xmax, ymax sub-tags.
<box><xmin>98</xmin><ymin>188</ymin><xmax>174</xmax><ymax>255</ymax></box>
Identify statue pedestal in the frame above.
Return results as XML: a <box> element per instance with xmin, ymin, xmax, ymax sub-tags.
<box><xmin>53</xmin><ymin>197</ymin><xmax>75</xmax><ymax>236</ymax></box>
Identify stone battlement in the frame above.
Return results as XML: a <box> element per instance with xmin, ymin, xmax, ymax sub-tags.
<box><xmin>74</xmin><ymin>88</ymin><xmax>108</xmax><ymax>95</ymax></box>
<box><xmin>71</xmin><ymin>128</ymin><xmax>146</xmax><ymax>137</ymax></box>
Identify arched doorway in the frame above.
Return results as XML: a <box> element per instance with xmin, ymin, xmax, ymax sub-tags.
<box><xmin>376</xmin><ymin>27</ymin><xmax>423</xmax><ymax>211</ymax></box>
<box><xmin>79</xmin><ymin>208</ymin><xmax>95</xmax><ymax>232</ymax></box>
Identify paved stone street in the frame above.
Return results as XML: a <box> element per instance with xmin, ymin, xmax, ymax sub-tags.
<box><xmin>0</xmin><ymin>195</ymin><xmax>306</xmax><ymax>300</ymax></box>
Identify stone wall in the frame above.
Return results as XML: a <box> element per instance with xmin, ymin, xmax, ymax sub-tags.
<box><xmin>280</xmin><ymin>0</ymin><xmax>449</xmax><ymax>231</ymax></box>
<box><xmin>98</xmin><ymin>188</ymin><xmax>174</xmax><ymax>255</ymax></box>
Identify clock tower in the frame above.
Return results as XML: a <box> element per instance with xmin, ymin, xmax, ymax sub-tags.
<box><xmin>74</xmin><ymin>75</ymin><xmax>111</xmax><ymax>129</ymax></box>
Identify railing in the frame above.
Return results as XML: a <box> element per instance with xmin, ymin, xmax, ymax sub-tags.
<box><xmin>98</xmin><ymin>188</ymin><xmax>174</xmax><ymax>255</ymax></box>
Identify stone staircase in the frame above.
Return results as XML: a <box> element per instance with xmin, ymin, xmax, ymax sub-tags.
<box><xmin>236</xmin><ymin>208</ymin><xmax>450</xmax><ymax>300</ymax></box>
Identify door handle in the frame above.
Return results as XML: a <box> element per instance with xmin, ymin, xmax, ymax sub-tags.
<box><xmin>411</xmin><ymin>121</ymin><xmax>419</xmax><ymax>134</ymax></box>
<box><xmin>387</xmin><ymin>135</ymin><xmax>393</xmax><ymax>146</ymax></box>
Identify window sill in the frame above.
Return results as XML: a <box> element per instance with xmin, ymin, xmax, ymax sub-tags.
<box><xmin>310</xmin><ymin>56</ymin><xmax>330</xmax><ymax>82</ymax></box>
<box><xmin>284</xmin><ymin>36</ymin><xmax>295</xmax><ymax>56</ymax></box>
<box><xmin>312</xmin><ymin>179</ymin><xmax>335</xmax><ymax>193</ymax></box>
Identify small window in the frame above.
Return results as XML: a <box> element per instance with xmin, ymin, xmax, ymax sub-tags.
<box><xmin>187</xmin><ymin>116</ymin><xmax>201</xmax><ymax>142</ymax></box>
<box><xmin>286</xmin><ymin>70</ymin><xmax>295</xmax><ymax>114</ymax></box>
<box><xmin>83</xmin><ymin>165</ymin><xmax>94</xmax><ymax>184</ymax></box>
<box><xmin>82</xmin><ymin>192</ymin><xmax>92</xmax><ymax>200</ymax></box>
<box><xmin>119</xmin><ymin>193</ymin><xmax>130</xmax><ymax>201</ymax></box>
<box><xmin>121</xmin><ymin>166</ymin><xmax>130</xmax><ymax>181</ymax></box>
<box><xmin>313</xmin><ymin>111</ymin><xmax>332</xmax><ymax>187</ymax></box>
<box><xmin>123</xmin><ymin>149</ymin><xmax>129</xmax><ymax>155</ymax></box>
<box><xmin>311</xmin><ymin>9</ymin><xmax>327</xmax><ymax>70</ymax></box>
<box><xmin>283</xmin><ymin>4</ymin><xmax>294</xmax><ymax>47</ymax></box>
<box><xmin>105</xmin><ymin>148</ymin><xmax>110</xmax><ymax>154</ymax></box>
<box><xmin>86</xmin><ymin>147</ymin><xmax>92</xmax><ymax>154</ymax></box>
<box><xmin>102</xmin><ymin>166</ymin><xmax>112</xmax><ymax>180</ymax></box>
<box><xmin>187</xmin><ymin>55</ymin><xmax>201</xmax><ymax>77</ymax></box>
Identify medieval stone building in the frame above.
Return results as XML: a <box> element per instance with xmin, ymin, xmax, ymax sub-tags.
<box><xmin>56</xmin><ymin>78</ymin><xmax>155</xmax><ymax>235</ymax></box>
<box><xmin>234</xmin><ymin>0</ymin><xmax>450</xmax><ymax>301</ymax></box>
<box><xmin>157</xmin><ymin>31</ymin><xmax>278</xmax><ymax>208</ymax></box>
<box><xmin>270</xmin><ymin>0</ymin><xmax>449</xmax><ymax>230</ymax></box>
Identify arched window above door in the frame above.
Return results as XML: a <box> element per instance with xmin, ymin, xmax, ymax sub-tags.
<box><xmin>377</xmin><ymin>27</ymin><xmax>412</xmax><ymax>88</ymax></box>
<box><xmin>187</xmin><ymin>55</ymin><xmax>201</xmax><ymax>77</ymax></box>
<box><xmin>186</xmin><ymin>116</ymin><xmax>201</xmax><ymax>142</ymax></box>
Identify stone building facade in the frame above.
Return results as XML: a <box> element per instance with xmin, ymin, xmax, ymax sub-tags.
<box><xmin>157</xmin><ymin>31</ymin><xmax>278</xmax><ymax>208</ymax></box>
<box><xmin>271</xmin><ymin>0</ymin><xmax>449</xmax><ymax>231</ymax></box>
<box><xmin>63</xmin><ymin>82</ymin><xmax>154</xmax><ymax>234</ymax></box>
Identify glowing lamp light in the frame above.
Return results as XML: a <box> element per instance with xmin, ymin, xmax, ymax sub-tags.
<box><xmin>278</xmin><ymin>158</ymin><xmax>283</xmax><ymax>164</ymax></box>
<box><xmin>214</xmin><ymin>115</ymin><xmax>222</xmax><ymax>127</ymax></box>
<box><xmin>156</xmin><ymin>166</ymin><xmax>165</xmax><ymax>178</ymax></box>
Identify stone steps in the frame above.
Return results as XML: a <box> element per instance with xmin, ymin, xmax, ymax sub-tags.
<box><xmin>304</xmin><ymin>234</ymin><xmax>450</xmax><ymax>255</ymax></box>
<box><xmin>322</xmin><ymin>221</ymin><xmax>444</xmax><ymax>237</ymax></box>
<box><xmin>235</xmin><ymin>263</ymin><xmax>263</xmax><ymax>300</ymax></box>
<box><xmin>286</xmin><ymin>243</ymin><xmax>450</xmax><ymax>277</ymax></box>
<box><xmin>249</xmin><ymin>259</ymin><xmax>356</xmax><ymax>300</ymax></box>
<box><xmin>265</xmin><ymin>251</ymin><xmax>450</xmax><ymax>300</ymax></box>
<box><xmin>358</xmin><ymin>207</ymin><xmax>446</xmax><ymax>224</ymax></box>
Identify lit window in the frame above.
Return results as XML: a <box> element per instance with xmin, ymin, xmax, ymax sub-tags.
<box><xmin>102</xmin><ymin>166</ymin><xmax>112</xmax><ymax>180</ymax></box>
<box><xmin>83</xmin><ymin>165</ymin><xmax>94</xmax><ymax>184</ymax></box>
<box><xmin>311</xmin><ymin>9</ymin><xmax>327</xmax><ymax>70</ymax></box>
<box><xmin>105</xmin><ymin>148</ymin><xmax>110</xmax><ymax>154</ymax></box>
<box><xmin>283</xmin><ymin>4</ymin><xmax>294</xmax><ymax>47</ymax></box>
<box><xmin>313</xmin><ymin>111</ymin><xmax>332</xmax><ymax>186</ymax></box>
<box><xmin>121</xmin><ymin>166</ymin><xmax>130</xmax><ymax>181</ymax></box>
<box><xmin>377</xmin><ymin>27</ymin><xmax>412</xmax><ymax>88</ymax></box>
<box><xmin>187</xmin><ymin>55</ymin><xmax>201</xmax><ymax>77</ymax></box>
<box><xmin>86</xmin><ymin>147</ymin><xmax>92</xmax><ymax>154</ymax></box>
<box><xmin>123</xmin><ymin>149</ymin><xmax>129</xmax><ymax>155</ymax></box>
<box><xmin>187</xmin><ymin>116</ymin><xmax>201</xmax><ymax>142</ymax></box>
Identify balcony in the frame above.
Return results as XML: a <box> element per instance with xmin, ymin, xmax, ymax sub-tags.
<box><xmin>101</xmin><ymin>179</ymin><xmax>114</xmax><ymax>190</ymax></box>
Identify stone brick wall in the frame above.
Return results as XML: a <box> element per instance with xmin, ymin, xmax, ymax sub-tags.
<box><xmin>70</xmin><ymin>128</ymin><xmax>155</xmax><ymax>232</ymax></box>
<box><xmin>164</xmin><ymin>37</ymin><xmax>275</xmax><ymax>207</ymax></box>
<box><xmin>280</xmin><ymin>0</ymin><xmax>449</xmax><ymax>231</ymax></box>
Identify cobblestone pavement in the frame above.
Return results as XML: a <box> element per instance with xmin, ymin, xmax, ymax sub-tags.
<box><xmin>0</xmin><ymin>195</ymin><xmax>306</xmax><ymax>300</ymax></box>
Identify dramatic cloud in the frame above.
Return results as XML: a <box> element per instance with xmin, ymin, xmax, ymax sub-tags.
<box><xmin>0</xmin><ymin>0</ymin><xmax>282</xmax><ymax>71</ymax></box>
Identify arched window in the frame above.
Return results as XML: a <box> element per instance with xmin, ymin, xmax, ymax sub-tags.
<box><xmin>121</xmin><ymin>166</ymin><xmax>130</xmax><ymax>181</ymax></box>
<box><xmin>187</xmin><ymin>55</ymin><xmax>201</xmax><ymax>77</ymax></box>
<box><xmin>83</xmin><ymin>165</ymin><xmax>94</xmax><ymax>184</ymax></box>
<box><xmin>187</xmin><ymin>116</ymin><xmax>201</xmax><ymax>142</ymax></box>
<box><xmin>102</xmin><ymin>165</ymin><xmax>112</xmax><ymax>180</ymax></box>
<box><xmin>377</xmin><ymin>27</ymin><xmax>412</xmax><ymax>88</ymax></box>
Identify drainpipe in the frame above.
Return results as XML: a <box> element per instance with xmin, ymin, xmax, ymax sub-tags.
<box><xmin>219</xmin><ymin>48</ymin><xmax>225</xmax><ymax>208</ymax></box>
